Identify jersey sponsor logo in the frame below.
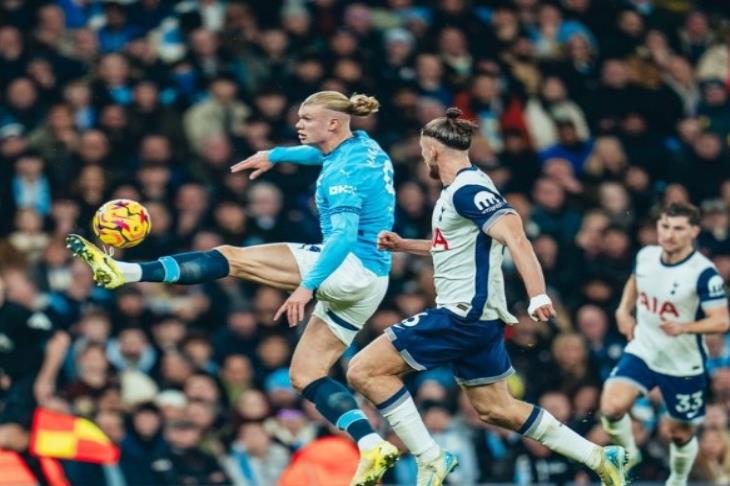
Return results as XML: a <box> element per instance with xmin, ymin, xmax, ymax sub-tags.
<box><xmin>329</xmin><ymin>184</ymin><xmax>357</xmax><ymax>196</ymax></box>
<box><xmin>432</xmin><ymin>228</ymin><xmax>449</xmax><ymax>250</ymax></box>
<box><xmin>473</xmin><ymin>191</ymin><xmax>502</xmax><ymax>212</ymax></box>
<box><xmin>638</xmin><ymin>292</ymin><xmax>679</xmax><ymax>319</ymax></box>
<box><xmin>708</xmin><ymin>275</ymin><xmax>726</xmax><ymax>299</ymax></box>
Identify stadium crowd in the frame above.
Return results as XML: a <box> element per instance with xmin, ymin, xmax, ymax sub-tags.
<box><xmin>1</xmin><ymin>0</ymin><xmax>730</xmax><ymax>484</ymax></box>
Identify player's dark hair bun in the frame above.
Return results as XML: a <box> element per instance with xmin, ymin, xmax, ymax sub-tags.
<box><xmin>445</xmin><ymin>107</ymin><xmax>462</xmax><ymax>119</ymax></box>
<box><xmin>421</xmin><ymin>107</ymin><xmax>478</xmax><ymax>150</ymax></box>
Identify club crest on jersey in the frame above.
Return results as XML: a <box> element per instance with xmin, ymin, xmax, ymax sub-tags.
<box><xmin>639</xmin><ymin>292</ymin><xmax>679</xmax><ymax>319</ymax></box>
<box><xmin>473</xmin><ymin>191</ymin><xmax>502</xmax><ymax>212</ymax></box>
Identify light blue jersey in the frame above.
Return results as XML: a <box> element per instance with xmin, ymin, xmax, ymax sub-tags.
<box><xmin>269</xmin><ymin>130</ymin><xmax>395</xmax><ymax>290</ymax></box>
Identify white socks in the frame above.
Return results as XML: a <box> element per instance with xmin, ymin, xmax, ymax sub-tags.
<box><xmin>601</xmin><ymin>414</ymin><xmax>639</xmax><ymax>461</ymax></box>
<box><xmin>357</xmin><ymin>433</ymin><xmax>383</xmax><ymax>452</ymax></box>
<box><xmin>667</xmin><ymin>437</ymin><xmax>698</xmax><ymax>485</ymax></box>
<box><xmin>524</xmin><ymin>408</ymin><xmax>603</xmax><ymax>470</ymax></box>
<box><xmin>116</xmin><ymin>261</ymin><xmax>142</xmax><ymax>282</ymax></box>
<box><xmin>378</xmin><ymin>390</ymin><xmax>440</xmax><ymax>462</ymax></box>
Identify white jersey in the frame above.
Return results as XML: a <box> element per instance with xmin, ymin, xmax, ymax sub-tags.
<box><xmin>626</xmin><ymin>245</ymin><xmax>728</xmax><ymax>376</ymax></box>
<box><xmin>430</xmin><ymin>166</ymin><xmax>518</xmax><ymax>323</ymax></box>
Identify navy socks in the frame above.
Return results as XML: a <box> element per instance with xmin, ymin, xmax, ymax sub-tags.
<box><xmin>139</xmin><ymin>250</ymin><xmax>230</xmax><ymax>284</ymax></box>
<box><xmin>302</xmin><ymin>377</ymin><xmax>375</xmax><ymax>442</ymax></box>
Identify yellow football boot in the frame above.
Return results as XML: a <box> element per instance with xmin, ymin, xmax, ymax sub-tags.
<box><xmin>350</xmin><ymin>440</ymin><xmax>400</xmax><ymax>486</ymax></box>
<box><xmin>66</xmin><ymin>234</ymin><xmax>126</xmax><ymax>289</ymax></box>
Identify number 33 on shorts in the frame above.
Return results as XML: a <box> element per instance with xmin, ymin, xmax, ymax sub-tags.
<box><xmin>674</xmin><ymin>391</ymin><xmax>703</xmax><ymax>419</ymax></box>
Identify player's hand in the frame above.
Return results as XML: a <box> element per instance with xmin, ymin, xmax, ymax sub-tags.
<box><xmin>531</xmin><ymin>303</ymin><xmax>555</xmax><ymax>322</ymax></box>
<box><xmin>660</xmin><ymin>321</ymin><xmax>685</xmax><ymax>337</ymax></box>
<box><xmin>616</xmin><ymin>310</ymin><xmax>636</xmax><ymax>341</ymax></box>
<box><xmin>377</xmin><ymin>231</ymin><xmax>403</xmax><ymax>251</ymax></box>
<box><xmin>230</xmin><ymin>150</ymin><xmax>274</xmax><ymax>179</ymax></box>
<box><xmin>274</xmin><ymin>286</ymin><xmax>313</xmax><ymax>327</ymax></box>
<box><xmin>527</xmin><ymin>294</ymin><xmax>555</xmax><ymax>322</ymax></box>
<box><xmin>34</xmin><ymin>374</ymin><xmax>55</xmax><ymax>405</ymax></box>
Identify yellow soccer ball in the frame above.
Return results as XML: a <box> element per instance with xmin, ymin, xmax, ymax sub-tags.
<box><xmin>92</xmin><ymin>199</ymin><xmax>151</xmax><ymax>248</ymax></box>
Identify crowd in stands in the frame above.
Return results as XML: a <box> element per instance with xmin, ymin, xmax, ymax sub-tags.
<box><xmin>2</xmin><ymin>0</ymin><xmax>730</xmax><ymax>483</ymax></box>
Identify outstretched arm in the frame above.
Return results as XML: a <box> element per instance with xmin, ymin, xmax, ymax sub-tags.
<box><xmin>269</xmin><ymin>145</ymin><xmax>323</xmax><ymax>165</ymax></box>
<box><xmin>377</xmin><ymin>231</ymin><xmax>431</xmax><ymax>256</ymax></box>
<box><xmin>487</xmin><ymin>213</ymin><xmax>555</xmax><ymax>321</ymax></box>
<box><xmin>231</xmin><ymin>146</ymin><xmax>323</xmax><ymax>179</ymax></box>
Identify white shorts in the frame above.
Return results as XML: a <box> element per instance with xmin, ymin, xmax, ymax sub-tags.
<box><xmin>287</xmin><ymin>243</ymin><xmax>389</xmax><ymax>345</ymax></box>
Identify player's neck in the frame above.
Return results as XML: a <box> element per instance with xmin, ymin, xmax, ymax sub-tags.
<box><xmin>318</xmin><ymin>129</ymin><xmax>354</xmax><ymax>154</ymax></box>
<box><xmin>439</xmin><ymin>159</ymin><xmax>472</xmax><ymax>185</ymax></box>
<box><xmin>661</xmin><ymin>245</ymin><xmax>694</xmax><ymax>265</ymax></box>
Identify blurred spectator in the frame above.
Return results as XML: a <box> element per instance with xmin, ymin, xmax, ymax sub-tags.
<box><xmin>227</xmin><ymin>421</ymin><xmax>290</xmax><ymax>485</ymax></box>
<box><xmin>184</xmin><ymin>75</ymin><xmax>250</xmax><ymax>153</ymax></box>
<box><xmin>692</xmin><ymin>426</ymin><xmax>730</xmax><ymax>484</ymax></box>
<box><xmin>1</xmin><ymin>2</ymin><xmax>729</xmax><ymax>484</ymax></box>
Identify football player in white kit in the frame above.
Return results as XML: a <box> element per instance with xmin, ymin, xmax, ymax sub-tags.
<box><xmin>600</xmin><ymin>202</ymin><xmax>729</xmax><ymax>486</ymax></box>
<box><xmin>346</xmin><ymin>108</ymin><xmax>629</xmax><ymax>486</ymax></box>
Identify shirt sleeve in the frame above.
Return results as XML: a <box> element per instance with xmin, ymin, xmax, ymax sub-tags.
<box><xmin>269</xmin><ymin>145</ymin><xmax>323</xmax><ymax>165</ymax></box>
<box><xmin>300</xmin><ymin>211</ymin><xmax>359</xmax><ymax>290</ymax></box>
<box><xmin>697</xmin><ymin>266</ymin><xmax>728</xmax><ymax>310</ymax></box>
<box><xmin>452</xmin><ymin>184</ymin><xmax>516</xmax><ymax>232</ymax></box>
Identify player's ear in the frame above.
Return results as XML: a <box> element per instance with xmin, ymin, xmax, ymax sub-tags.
<box><xmin>690</xmin><ymin>224</ymin><xmax>700</xmax><ymax>239</ymax></box>
<box><xmin>430</xmin><ymin>145</ymin><xmax>438</xmax><ymax>161</ymax></box>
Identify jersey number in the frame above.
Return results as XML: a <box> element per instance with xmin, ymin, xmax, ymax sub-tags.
<box><xmin>383</xmin><ymin>163</ymin><xmax>395</xmax><ymax>195</ymax></box>
<box><xmin>392</xmin><ymin>312</ymin><xmax>428</xmax><ymax>330</ymax></box>
<box><xmin>675</xmin><ymin>392</ymin><xmax>703</xmax><ymax>417</ymax></box>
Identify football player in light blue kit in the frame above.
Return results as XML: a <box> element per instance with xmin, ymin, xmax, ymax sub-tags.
<box><xmin>67</xmin><ymin>91</ymin><xmax>400</xmax><ymax>485</ymax></box>
<box><xmin>347</xmin><ymin>108</ymin><xmax>629</xmax><ymax>486</ymax></box>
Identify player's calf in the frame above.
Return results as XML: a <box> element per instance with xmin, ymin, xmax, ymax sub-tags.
<box><xmin>470</xmin><ymin>392</ymin><xmax>530</xmax><ymax>431</ymax></box>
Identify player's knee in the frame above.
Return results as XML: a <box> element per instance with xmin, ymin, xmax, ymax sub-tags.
<box><xmin>668</xmin><ymin>425</ymin><xmax>695</xmax><ymax>445</ymax></box>
<box><xmin>213</xmin><ymin>245</ymin><xmax>246</xmax><ymax>273</ymax></box>
<box><xmin>289</xmin><ymin>367</ymin><xmax>320</xmax><ymax>393</ymax></box>
<box><xmin>213</xmin><ymin>245</ymin><xmax>235</xmax><ymax>259</ymax></box>
<box><xmin>345</xmin><ymin>358</ymin><xmax>370</xmax><ymax>391</ymax></box>
<box><xmin>600</xmin><ymin>394</ymin><xmax>629</xmax><ymax>421</ymax></box>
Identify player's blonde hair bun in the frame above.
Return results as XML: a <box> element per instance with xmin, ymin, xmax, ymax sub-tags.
<box><xmin>303</xmin><ymin>91</ymin><xmax>380</xmax><ymax>117</ymax></box>
<box><xmin>348</xmin><ymin>94</ymin><xmax>380</xmax><ymax>117</ymax></box>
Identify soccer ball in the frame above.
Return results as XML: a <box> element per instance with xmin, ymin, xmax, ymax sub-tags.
<box><xmin>92</xmin><ymin>199</ymin><xmax>151</xmax><ymax>248</ymax></box>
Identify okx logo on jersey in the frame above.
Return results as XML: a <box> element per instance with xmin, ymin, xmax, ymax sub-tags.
<box><xmin>473</xmin><ymin>191</ymin><xmax>504</xmax><ymax>213</ymax></box>
<box><xmin>329</xmin><ymin>185</ymin><xmax>357</xmax><ymax>196</ymax></box>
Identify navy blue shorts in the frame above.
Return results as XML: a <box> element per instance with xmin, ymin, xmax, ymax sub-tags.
<box><xmin>385</xmin><ymin>307</ymin><xmax>514</xmax><ymax>386</ymax></box>
<box><xmin>608</xmin><ymin>353</ymin><xmax>707</xmax><ymax>423</ymax></box>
